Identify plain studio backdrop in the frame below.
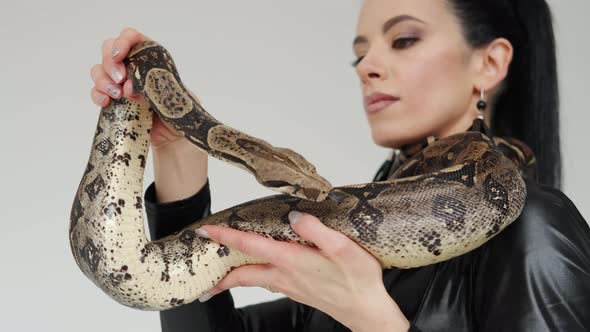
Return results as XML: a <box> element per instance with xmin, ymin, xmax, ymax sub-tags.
<box><xmin>0</xmin><ymin>1</ymin><xmax>588</xmax><ymax>331</ymax></box>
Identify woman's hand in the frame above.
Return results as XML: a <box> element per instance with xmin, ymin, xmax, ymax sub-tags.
<box><xmin>89</xmin><ymin>27</ymin><xmax>202</xmax><ymax>150</ymax></box>
<box><xmin>196</xmin><ymin>211</ymin><xmax>410</xmax><ymax>332</ymax></box>
<box><xmin>89</xmin><ymin>28</ymin><xmax>208</xmax><ymax>203</ymax></box>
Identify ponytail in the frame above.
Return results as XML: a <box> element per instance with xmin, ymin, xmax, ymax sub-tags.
<box><xmin>448</xmin><ymin>0</ymin><xmax>562</xmax><ymax>189</ymax></box>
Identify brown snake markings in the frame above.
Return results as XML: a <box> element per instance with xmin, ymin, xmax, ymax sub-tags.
<box><xmin>69</xmin><ymin>41</ymin><xmax>534</xmax><ymax>310</ymax></box>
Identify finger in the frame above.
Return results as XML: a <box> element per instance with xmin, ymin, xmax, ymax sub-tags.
<box><xmin>89</xmin><ymin>63</ymin><xmax>104</xmax><ymax>82</ymax></box>
<box><xmin>91</xmin><ymin>87</ymin><xmax>109</xmax><ymax>107</ymax></box>
<box><xmin>122</xmin><ymin>78</ymin><xmax>145</xmax><ymax>103</ymax></box>
<box><xmin>197</xmin><ymin>225</ymin><xmax>284</xmax><ymax>264</ymax></box>
<box><xmin>101</xmin><ymin>37</ymin><xmax>115</xmax><ymax>58</ymax></box>
<box><xmin>288</xmin><ymin>211</ymin><xmax>353</xmax><ymax>256</ymax></box>
<box><xmin>101</xmin><ymin>38</ymin><xmax>126</xmax><ymax>85</ymax></box>
<box><xmin>111</xmin><ymin>27</ymin><xmax>151</xmax><ymax>63</ymax></box>
<box><xmin>91</xmin><ymin>64</ymin><xmax>123</xmax><ymax>100</ymax></box>
<box><xmin>200</xmin><ymin>264</ymin><xmax>277</xmax><ymax>302</ymax></box>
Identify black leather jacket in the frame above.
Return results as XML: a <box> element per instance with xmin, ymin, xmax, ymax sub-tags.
<box><xmin>145</xmin><ymin>167</ymin><xmax>590</xmax><ymax>331</ymax></box>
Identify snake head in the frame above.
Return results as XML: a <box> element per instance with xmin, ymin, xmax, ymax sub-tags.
<box><xmin>258</xmin><ymin>167</ymin><xmax>333</xmax><ymax>202</ymax></box>
<box><xmin>207</xmin><ymin>125</ymin><xmax>333</xmax><ymax>202</ymax></box>
<box><xmin>247</xmin><ymin>144</ymin><xmax>333</xmax><ymax>202</ymax></box>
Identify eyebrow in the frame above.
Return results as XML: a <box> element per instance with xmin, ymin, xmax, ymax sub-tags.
<box><xmin>353</xmin><ymin>14</ymin><xmax>426</xmax><ymax>47</ymax></box>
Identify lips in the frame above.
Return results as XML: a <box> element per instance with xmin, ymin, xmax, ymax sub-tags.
<box><xmin>364</xmin><ymin>92</ymin><xmax>400</xmax><ymax>114</ymax></box>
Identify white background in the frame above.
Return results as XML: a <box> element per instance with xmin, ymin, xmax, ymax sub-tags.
<box><xmin>1</xmin><ymin>1</ymin><xmax>588</xmax><ymax>331</ymax></box>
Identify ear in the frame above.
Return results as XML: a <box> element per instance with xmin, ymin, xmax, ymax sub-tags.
<box><xmin>473</xmin><ymin>37</ymin><xmax>514</xmax><ymax>93</ymax></box>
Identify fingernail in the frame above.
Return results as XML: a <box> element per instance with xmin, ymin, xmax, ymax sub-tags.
<box><xmin>288</xmin><ymin>211</ymin><xmax>303</xmax><ymax>225</ymax></box>
<box><xmin>198</xmin><ymin>292</ymin><xmax>213</xmax><ymax>302</ymax></box>
<box><xmin>111</xmin><ymin>68</ymin><xmax>123</xmax><ymax>83</ymax></box>
<box><xmin>112</xmin><ymin>47</ymin><xmax>120</xmax><ymax>58</ymax></box>
<box><xmin>106</xmin><ymin>85</ymin><xmax>121</xmax><ymax>98</ymax></box>
<box><xmin>196</xmin><ymin>228</ymin><xmax>209</xmax><ymax>238</ymax></box>
<box><xmin>97</xmin><ymin>95</ymin><xmax>106</xmax><ymax>104</ymax></box>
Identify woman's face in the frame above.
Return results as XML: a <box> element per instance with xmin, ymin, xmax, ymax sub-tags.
<box><xmin>354</xmin><ymin>0</ymin><xmax>482</xmax><ymax>148</ymax></box>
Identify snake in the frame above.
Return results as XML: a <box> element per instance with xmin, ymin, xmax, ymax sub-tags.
<box><xmin>69</xmin><ymin>40</ymin><xmax>535</xmax><ymax>311</ymax></box>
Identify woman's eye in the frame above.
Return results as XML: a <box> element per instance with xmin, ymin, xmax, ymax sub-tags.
<box><xmin>351</xmin><ymin>56</ymin><xmax>365</xmax><ymax>67</ymax></box>
<box><xmin>350</xmin><ymin>37</ymin><xmax>418</xmax><ymax>68</ymax></box>
<box><xmin>392</xmin><ymin>37</ymin><xmax>418</xmax><ymax>49</ymax></box>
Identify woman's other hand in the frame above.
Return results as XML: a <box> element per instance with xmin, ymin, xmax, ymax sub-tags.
<box><xmin>196</xmin><ymin>212</ymin><xmax>410</xmax><ymax>332</ymax></box>
<box><xmin>89</xmin><ymin>27</ymin><xmax>202</xmax><ymax>150</ymax></box>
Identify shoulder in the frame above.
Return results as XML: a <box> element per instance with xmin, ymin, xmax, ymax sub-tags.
<box><xmin>473</xmin><ymin>176</ymin><xmax>590</xmax><ymax>289</ymax></box>
<box><xmin>472</xmin><ymin>178</ymin><xmax>590</xmax><ymax>329</ymax></box>
<box><xmin>480</xmin><ymin>177</ymin><xmax>590</xmax><ymax>264</ymax></box>
<box><xmin>498</xmin><ymin>178</ymin><xmax>590</xmax><ymax>253</ymax></box>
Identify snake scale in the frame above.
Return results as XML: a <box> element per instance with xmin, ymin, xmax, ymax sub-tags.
<box><xmin>69</xmin><ymin>41</ymin><xmax>534</xmax><ymax>311</ymax></box>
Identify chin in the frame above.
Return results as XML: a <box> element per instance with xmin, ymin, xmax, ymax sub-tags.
<box><xmin>371</xmin><ymin>130</ymin><xmax>405</xmax><ymax>149</ymax></box>
<box><xmin>372</xmin><ymin>125</ymin><xmax>438</xmax><ymax>149</ymax></box>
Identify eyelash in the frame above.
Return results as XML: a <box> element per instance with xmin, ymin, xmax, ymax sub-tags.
<box><xmin>351</xmin><ymin>37</ymin><xmax>419</xmax><ymax>67</ymax></box>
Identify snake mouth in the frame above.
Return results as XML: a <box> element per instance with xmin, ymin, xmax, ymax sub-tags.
<box><xmin>261</xmin><ymin>180</ymin><xmax>292</xmax><ymax>189</ymax></box>
<box><xmin>260</xmin><ymin>180</ymin><xmax>329</xmax><ymax>202</ymax></box>
<box><xmin>327</xmin><ymin>191</ymin><xmax>346</xmax><ymax>204</ymax></box>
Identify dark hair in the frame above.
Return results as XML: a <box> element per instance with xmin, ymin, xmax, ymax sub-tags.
<box><xmin>447</xmin><ymin>0</ymin><xmax>562</xmax><ymax>189</ymax></box>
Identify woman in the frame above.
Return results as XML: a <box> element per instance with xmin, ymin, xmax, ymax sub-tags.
<box><xmin>89</xmin><ymin>0</ymin><xmax>590</xmax><ymax>331</ymax></box>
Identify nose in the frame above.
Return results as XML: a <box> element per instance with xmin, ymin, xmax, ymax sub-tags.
<box><xmin>355</xmin><ymin>48</ymin><xmax>388</xmax><ymax>84</ymax></box>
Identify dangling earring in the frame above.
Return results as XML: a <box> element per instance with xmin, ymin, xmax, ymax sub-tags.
<box><xmin>477</xmin><ymin>88</ymin><xmax>487</xmax><ymax>121</ymax></box>
<box><xmin>470</xmin><ymin>87</ymin><xmax>493</xmax><ymax>137</ymax></box>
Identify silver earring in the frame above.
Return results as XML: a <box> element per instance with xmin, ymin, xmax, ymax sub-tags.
<box><xmin>477</xmin><ymin>89</ymin><xmax>487</xmax><ymax>120</ymax></box>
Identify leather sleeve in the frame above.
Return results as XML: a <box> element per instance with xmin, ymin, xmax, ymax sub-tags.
<box><xmin>144</xmin><ymin>179</ymin><xmax>305</xmax><ymax>332</ymax></box>
<box><xmin>473</xmin><ymin>181</ymin><xmax>590</xmax><ymax>331</ymax></box>
<box><xmin>407</xmin><ymin>324</ymin><xmax>424</xmax><ymax>332</ymax></box>
<box><xmin>144</xmin><ymin>180</ymin><xmax>212</xmax><ymax>241</ymax></box>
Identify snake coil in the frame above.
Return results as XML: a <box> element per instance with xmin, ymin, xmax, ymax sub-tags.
<box><xmin>69</xmin><ymin>41</ymin><xmax>534</xmax><ymax>310</ymax></box>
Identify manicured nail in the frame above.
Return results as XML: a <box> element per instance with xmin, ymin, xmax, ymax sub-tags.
<box><xmin>111</xmin><ymin>68</ymin><xmax>123</xmax><ymax>83</ymax></box>
<box><xmin>111</xmin><ymin>47</ymin><xmax>120</xmax><ymax>58</ymax></box>
<box><xmin>106</xmin><ymin>85</ymin><xmax>121</xmax><ymax>98</ymax></box>
<box><xmin>97</xmin><ymin>95</ymin><xmax>106</xmax><ymax>104</ymax></box>
<box><xmin>198</xmin><ymin>292</ymin><xmax>213</xmax><ymax>302</ymax></box>
<box><xmin>196</xmin><ymin>228</ymin><xmax>209</xmax><ymax>238</ymax></box>
<box><xmin>288</xmin><ymin>211</ymin><xmax>303</xmax><ymax>225</ymax></box>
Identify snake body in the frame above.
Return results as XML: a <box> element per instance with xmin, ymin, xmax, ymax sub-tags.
<box><xmin>69</xmin><ymin>41</ymin><xmax>534</xmax><ymax>310</ymax></box>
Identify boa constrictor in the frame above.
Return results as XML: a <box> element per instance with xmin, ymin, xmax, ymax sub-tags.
<box><xmin>69</xmin><ymin>40</ymin><xmax>534</xmax><ymax>310</ymax></box>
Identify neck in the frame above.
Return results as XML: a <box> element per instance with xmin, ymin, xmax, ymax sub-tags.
<box><xmin>380</xmin><ymin>117</ymin><xmax>492</xmax><ymax>180</ymax></box>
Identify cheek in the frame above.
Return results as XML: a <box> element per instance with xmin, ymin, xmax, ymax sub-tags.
<box><xmin>409</xmin><ymin>48</ymin><xmax>468</xmax><ymax>119</ymax></box>
<box><xmin>370</xmin><ymin>46</ymin><xmax>471</xmax><ymax>147</ymax></box>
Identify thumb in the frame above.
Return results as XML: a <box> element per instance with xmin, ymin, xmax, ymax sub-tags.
<box><xmin>288</xmin><ymin>211</ymin><xmax>350</xmax><ymax>253</ymax></box>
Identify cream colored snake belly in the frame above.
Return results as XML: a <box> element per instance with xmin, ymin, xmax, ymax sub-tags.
<box><xmin>69</xmin><ymin>41</ymin><xmax>534</xmax><ymax>310</ymax></box>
